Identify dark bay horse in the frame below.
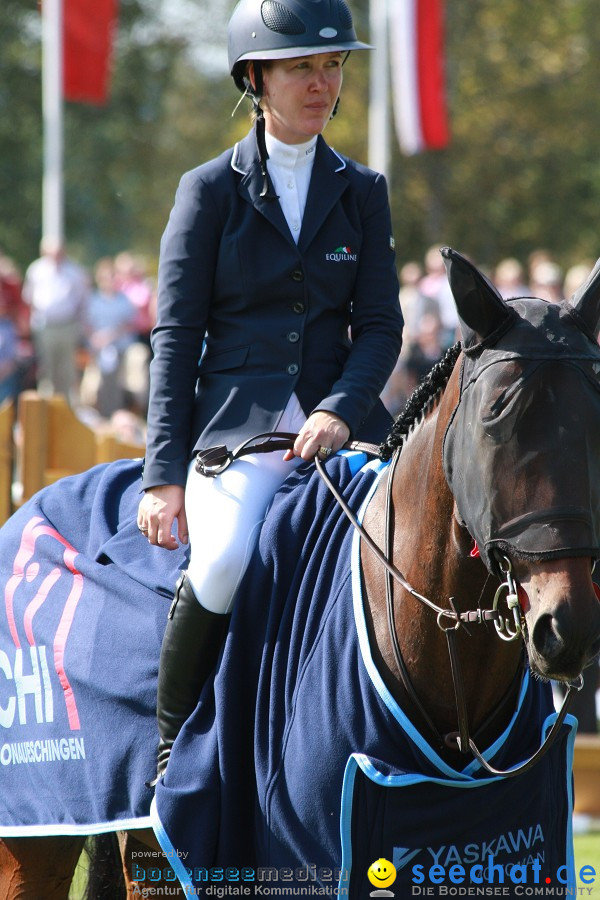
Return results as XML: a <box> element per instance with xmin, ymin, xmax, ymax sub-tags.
<box><xmin>363</xmin><ymin>248</ymin><xmax>600</xmax><ymax>765</ymax></box>
<box><xmin>1</xmin><ymin>248</ymin><xmax>600</xmax><ymax>897</ymax></box>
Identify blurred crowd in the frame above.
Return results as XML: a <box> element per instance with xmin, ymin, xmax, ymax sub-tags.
<box><xmin>0</xmin><ymin>240</ymin><xmax>155</xmax><ymax>443</ymax></box>
<box><xmin>1</xmin><ymin>238</ymin><xmax>598</xmax><ymax>727</ymax></box>
<box><xmin>1</xmin><ymin>239</ymin><xmax>597</xmax><ymax>444</ymax></box>
<box><xmin>381</xmin><ymin>244</ymin><xmax>597</xmax><ymax>417</ymax></box>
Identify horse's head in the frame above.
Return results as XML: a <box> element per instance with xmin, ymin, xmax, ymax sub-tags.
<box><xmin>441</xmin><ymin>247</ymin><xmax>600</xmax><ymax>681</ymax></box>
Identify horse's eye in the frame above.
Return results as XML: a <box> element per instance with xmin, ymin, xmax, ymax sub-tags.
<box><xmin>477</xmin><ymin>363</ymin><xmax>533</xmax><ymax>440</ymax></box>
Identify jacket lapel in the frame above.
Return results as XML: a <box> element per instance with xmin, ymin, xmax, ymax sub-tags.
<box><xmin>231</xmin><ymin>131</ymin><xmax>349</xmax><ymax>252</ymax></box>
<box><xmin>232</xmin><ymin>130</ymin><xmax>293</xmax><ymax>246</ymax></box>
<box><xmin>299</xmin><ymin>137</ymin><xmax>348</xmax><ymax>252</ymax></box>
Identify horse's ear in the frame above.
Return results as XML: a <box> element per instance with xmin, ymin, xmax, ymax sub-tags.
<box><xmin>570</xmin><ymin>257</ymin><xmax>600</xmax><ymax>339</ymax></box>
<box><xmin>441</xmin><ymin>247</ymin><xmax>514</xmax><ymax>350</ymax></box>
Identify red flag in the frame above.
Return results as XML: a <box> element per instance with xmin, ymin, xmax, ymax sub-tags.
<box><xmin>63</xmin><ymin>0</ymin><xmax>118</xmax><ymax>105</ymax></box>
<box><xmin>390</xmin><ymin>0</ymin><xmax>450</xmax><ymax>154</ymax></box>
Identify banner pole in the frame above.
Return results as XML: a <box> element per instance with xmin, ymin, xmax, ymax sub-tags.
<box><xmin>368</xmin><ymin>0</ymin><xmax>390</xmax><ymax>179</ymax></box>
<box><xmin>42</xmin><ymin>0</ymin><xmax>64</xmax><ymax>243</ymax></box>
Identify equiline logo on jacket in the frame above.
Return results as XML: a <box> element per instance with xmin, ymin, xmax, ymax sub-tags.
<box><xmin>326</xmin><ymin>246</ymin><xmax>358</xmax><ymax>262</ymax></box>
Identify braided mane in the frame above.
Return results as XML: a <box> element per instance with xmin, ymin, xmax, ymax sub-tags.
<box><xmin>379</xmin><ymin>342</ymin><xmax>462</xmax><ymax>461</ymax></box>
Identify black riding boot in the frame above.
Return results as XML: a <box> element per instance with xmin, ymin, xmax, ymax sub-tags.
<box><xmin>153</xmin><ymin>573</ymin><xmax>230</xmax><ymax>782</ymax></box>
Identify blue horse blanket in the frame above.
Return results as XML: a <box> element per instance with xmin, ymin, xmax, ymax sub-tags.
<box><xmin>151</xmin><ymin>452</ymin><xmax>577</xmax><ymax>897</ymax></box>
<box><xmin>0</xmin><ymin>452</ymin><xmax>576</xmax><ymax>897</ymax></box>
<box><xmin>0</xmin><ymin>458</ymin><xmax>188</xmax><ymax>836</ymax></box>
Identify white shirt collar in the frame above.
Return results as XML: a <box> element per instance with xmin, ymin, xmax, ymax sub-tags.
<box><xmin>265</xmin><ymin>133</ymin><xmax>318</xmax><ymax>170</ymax></box>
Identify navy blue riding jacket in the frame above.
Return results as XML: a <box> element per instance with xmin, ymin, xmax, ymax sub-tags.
<box><xmin>142</xmin><ymin>130</ymin><xmax>403</xmax><ymax>489</ymax></box>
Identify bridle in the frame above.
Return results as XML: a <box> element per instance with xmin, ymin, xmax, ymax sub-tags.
<box><xmin>196</xmin><ymin>432</ymin><xmax>583</xmax><ymax>779</ymax></box>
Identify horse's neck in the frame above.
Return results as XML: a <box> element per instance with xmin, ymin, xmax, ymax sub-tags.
<box><xmin>361</xmin><ymin>376</ymin><xmax>522</xmax><ymax>753</ymax></box>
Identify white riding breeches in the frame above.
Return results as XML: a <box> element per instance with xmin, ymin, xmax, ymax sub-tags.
<box><xmin>184</xmin><ymin>394</ymin><xmax>307</xmax><ymax>614</ymax></box>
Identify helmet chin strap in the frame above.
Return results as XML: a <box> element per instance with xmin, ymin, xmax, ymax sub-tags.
<box><xmin>330</xmin><ymin>50</ymin><xmax>349</xmax><ymax>118</ymax></box>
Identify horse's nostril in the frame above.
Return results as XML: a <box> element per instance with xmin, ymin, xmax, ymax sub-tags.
<box><xmin>531</xmin><ymin>613</ymin><xmax>562</xmax><ymax>661</ymax></box>
<box><xmin>530</xmin><ymin>609</ymin><xmax>600</xmax><ymax>678</ymax></box>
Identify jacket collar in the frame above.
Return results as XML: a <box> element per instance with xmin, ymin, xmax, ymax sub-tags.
<box><xmin>232</xmin><ymin>129</ymin><xmax>348</xmax><ymax>250</ymax></box>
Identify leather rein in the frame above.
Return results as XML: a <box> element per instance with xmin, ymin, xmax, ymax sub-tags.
<box><xmin>196</xmin><ymin>433</ymin><xmax>583</xmax><ymax>779</ymax></box>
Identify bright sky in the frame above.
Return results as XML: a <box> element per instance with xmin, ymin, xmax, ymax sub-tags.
<box><xmin>160</xmin><ymin>0</ymin><xmax>231</xmax><ymax>73</ymax></box>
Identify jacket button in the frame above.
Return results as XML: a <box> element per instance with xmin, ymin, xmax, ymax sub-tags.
<box><xmin>292</xmin><ymin>302</ymin><xmax>305</xmax><ymax>314</ymax></box>
<box><xmin>291</xmin><ymin>269</ymin><xmax>304</xmax><ymax>282</ymax></box>
<box><xmin>287</xmin><ymin>331</ymin><xmax>300</xmax><ymax>343</ymax></box>
<box><xmin>287</xmin><ymin>363</ymin><xmax>299</xmax><ymax>375</ymax></box>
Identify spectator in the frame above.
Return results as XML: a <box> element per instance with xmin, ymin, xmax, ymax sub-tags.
<box><xmin>81</xmin><ymin>257</ymin><xmax>136</xmax><ymax>418</ymax></box>
<box><xmin>0</xmin><ymin>250</ymin><xmax>29</xmax><ymax>338</ymax></box>
<box><xmin>527</xmin><ymin>248</ymin><xmax>553</xmax><ymax>282</ymax></box>
<box><xmin>529</xmin><ymin>259</ymin><xmax>563</xmax><ymax>304</ymax></box>
<box><xmin>494</xmin><ymin>257</ymin><xmax>529</xmax><ymax>300</ymax></box>
<box><xmin>418</xmin><ymin>244</ymin><xmax>460</xmax><ymax>349</ymax></box>
<box><xmin>381</xmin><ymin>261</ymin><xmax>423</xmax><ymax>417</ymax></box>
<box><xmin>403</xmin><ymin>312</ymin><xmax>444</xmax><ymax>389</ymax></box>
<box><xmin>564</xmin><ymin>261</ymin><xmax>594</xmax><ymax>300</ymax></box>
<box><xmin>114</xmin><ymin>251</ymin><xmax>155</xmax><ymax>344</ymax></box>
<box><xmin>397</xmin><ymin>260</ymin><xmax>424</xmax><ymax>345</ymax></box>
<box><xmin>22</xmin><ymin>237</ymin><xmax>89</xmax><ymax>401</ymax></box>
<box><xmin>0</xmin><ymin>281</ymin><xmax>19</xmax><ymax>404</ymax></box>
<box><xmin>113</xmin><ymin>252</ymin><xmax>155</xmax><ymax>417</ymax></box>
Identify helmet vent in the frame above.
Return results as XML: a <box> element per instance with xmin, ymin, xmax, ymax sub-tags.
<box><xmin>261</xmin><ymin>1</ymin><xmax>306</xmax><ymax>35</ymax></box>
<box><xmin>338</xmin><ymin>0</ymin><xmax>354</xmax><ymax>30</ymax></box>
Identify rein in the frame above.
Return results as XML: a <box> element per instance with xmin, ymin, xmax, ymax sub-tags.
<box><xmin>196</xmin><ymin>433</ymin><xmax>583</xmax><ymax>778</ymax></box>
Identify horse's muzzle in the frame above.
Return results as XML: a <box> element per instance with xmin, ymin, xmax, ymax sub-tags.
<box><xmin>528</xmin><ymin>600</ymin><xmax>600</xmax><ymax>682</ymax></box>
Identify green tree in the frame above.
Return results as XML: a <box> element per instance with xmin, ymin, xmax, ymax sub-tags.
<box><xmin>389</xmin><ymin>0</ymin><xmax>600</xmax><ymax>271</ymax></box>
<box><xmin>5</xmin><ymin>0</ymin><xmax>600</xmax><ymax>278</ymax></box>
<box><xmin>0</xmin><ymin>1</ymin><xmax>43</xmax><ymax>270</ymax></box>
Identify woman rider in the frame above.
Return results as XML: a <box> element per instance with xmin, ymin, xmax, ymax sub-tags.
<box><xmin>137</xmin><ymin>0</ymin><xmax>404</xmax><ymax>782</ymax></box>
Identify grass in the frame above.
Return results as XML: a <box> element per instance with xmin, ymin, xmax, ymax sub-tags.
<box><xmin>68</xmin><ymin>843</ymin><xmax>90</xmax><ymax>900</ymax></box>
<box><xmin>574</xmin><ymin>829</ymin><xmax>600</xmax><ymax>891</ymax></box>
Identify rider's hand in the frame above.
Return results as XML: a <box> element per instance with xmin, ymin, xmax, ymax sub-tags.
<box><xmin>283</xmin><ymin>411</ymin><xmax>350</xmax><ymax>462</ymax></box>
<box><xmin>137</xmin><ymin>484</ymin><xmax>188</xmax><ymax>550</ymax></box>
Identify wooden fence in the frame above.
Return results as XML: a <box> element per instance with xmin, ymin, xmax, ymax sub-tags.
<box><xmin>573</xmin><ymin>734</ymin><xmax>600</xmax><ymax>816</ymax></box>
<box><xmin>0</xmin><ymin>390</ymin><xmax>144</xmax><ymax>526</ymax></box>
<box><xmin>0</xmin><ymin>398</ymin><xmax>12</xmax><ymax>525</ymax></box>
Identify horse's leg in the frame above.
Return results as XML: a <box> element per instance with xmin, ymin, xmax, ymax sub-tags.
<box><xmin>118</xmin><ymin>830</ymin><xmax>185</xmax><ymax>898</ymax></box>
<box><xmin>0</xmin><ymin>836</ymin><xmax>85</xmax><ymax>900</ymax></box>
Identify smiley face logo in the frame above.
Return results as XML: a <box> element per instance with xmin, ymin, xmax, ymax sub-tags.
<box><xmin>367</xmin><ymin>858</ymin><xmax>397</xmax><ymax>891</ymax></box>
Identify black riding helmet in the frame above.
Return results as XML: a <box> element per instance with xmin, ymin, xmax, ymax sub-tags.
<box><xmin>228</xmin><ymin>0</ymin><xmax>371</xmax><ymax>94</ymax></box>
<box><xmin>227</xmin><ymin>0</ymin><xmax>370</xmax><ymax>198</ymax></box>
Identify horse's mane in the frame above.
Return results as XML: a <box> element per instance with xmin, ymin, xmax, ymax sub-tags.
<box><xmin>379</xmin><ymin>342</ymin><xmax>462</xmax><ymax>461</ymax></box>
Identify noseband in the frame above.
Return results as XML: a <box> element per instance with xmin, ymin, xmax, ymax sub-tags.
<box><xmin>196</xmin><ymin>433</ymin><xmax>583</xmax><ymax>779</ymax></box>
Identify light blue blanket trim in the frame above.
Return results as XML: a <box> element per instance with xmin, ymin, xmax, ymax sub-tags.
<box><xmin>338</xmin><ymin>712</ymin><xmax>577</xmax><ymax>892</ymax></box>
<box><xmin>562</xmin><ymin>713</ymin><xmax>577</xmax><ymax>886</ymax></box>
<box><xmin>337</xmin><ymin>448</ymin><xmax>371</xmax><ymax>477</ymax></box>
<box><xmin>0</xmin><ymin>814</ymin><xmax>153</xmax><ymax>838</ymax></box>
<box><xmin>151</xmin><ymin>794</ymin><xmax>195</xmax><ymax>893</ymax></box>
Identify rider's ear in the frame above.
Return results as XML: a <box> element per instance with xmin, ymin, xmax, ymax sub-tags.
<box><xmin>570</xmin><ymin>256</ymin><xmax>600</xmax><ymax>340</ymax></box>
<box><xmin>247</xmin><ymin>62</ymin><xmax>257</xmax><ymax>93</ymax></box>
<box><xmin>441</xmin><ymin>247</ymin><xmax>515</xmax><ymax>352</ymax></box>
